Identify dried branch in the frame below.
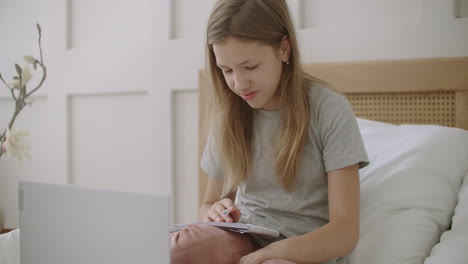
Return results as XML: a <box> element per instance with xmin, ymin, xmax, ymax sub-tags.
<box><xmin>0</xmin><ymin>24</ymin><xmax>46</xmax><ymax>158</ymax></box>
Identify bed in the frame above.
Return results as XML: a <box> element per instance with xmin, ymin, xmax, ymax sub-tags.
<box><xmin>1</xmin><ymin>57</ymin><xmax>468</xmax><ymax>264</ymax></box>
<box><xmin>198</xmin><ymin>57</ymin><xmax>468</xmax><ymax>264</ymax></box>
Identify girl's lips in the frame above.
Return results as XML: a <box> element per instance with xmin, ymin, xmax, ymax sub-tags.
<box><xmin>241</xmin><ymin>91</ymin><xmax>258</xmax><ymax>100</ymax></box>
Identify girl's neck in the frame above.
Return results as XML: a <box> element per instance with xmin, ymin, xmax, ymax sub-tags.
<box><xmin>255</xmin><ymin>108</ymin><xmax>280</xmax><ymax>118</ymax></box>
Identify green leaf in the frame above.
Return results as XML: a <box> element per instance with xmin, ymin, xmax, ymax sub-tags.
<box><xmin>24</xmin><ymin>56</ymin><xmax>35</xmax><ymax>64</ymax></box>
<box><xmin>15</xmin><ymin>64</ymin><xmax>22</xmax><ymax>75</ymax></box>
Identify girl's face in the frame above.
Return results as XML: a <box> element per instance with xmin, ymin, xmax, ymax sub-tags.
<box><xmin>213</xmin><ymin>37</ymin><xmax>290</xmax><ymax>110</ymax></box>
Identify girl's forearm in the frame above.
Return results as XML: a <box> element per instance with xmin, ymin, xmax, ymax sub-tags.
<box><xmin>264</xmin><ymin>222</ymin><xmax>359</xmax><ymax>263</ymax></box>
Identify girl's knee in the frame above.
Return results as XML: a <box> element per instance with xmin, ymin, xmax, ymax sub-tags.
<box><xmin>171</xmin><ymin>225</ymin><xmax>219</xmax><ymax>264</ymax></box>
<box><xmin>171</xmin><ymin>224</ymin><xmax>230</xmax><ymax>250</ymax></box>
<box><xmin>171</xmin><ymin>225</ymin><xmax>203</xmax><ymax>249</ymax></box>
<box><xmin>171</xmin><ymin>225</ymin><xmax>258</xmax><ymax>264</ymax></box>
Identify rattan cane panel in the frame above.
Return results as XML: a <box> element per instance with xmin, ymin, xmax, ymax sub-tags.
<box><xmin>346</xmin><ymin>91</ymin><xmax>456</xmax><ymax>127</ymax></box>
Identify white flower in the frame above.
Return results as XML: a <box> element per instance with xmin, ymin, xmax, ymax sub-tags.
<box><xmin>4</xmin><ymin>127</ymin><xmax>31</xmax><ymax>162</ymax></box>
<box><xmin>23</xmin><ymin>56</ymin><xmax>36</xmax><ymax>64</ymax></box>
<box><xmin>6</xmin><ymin>65</ymin><xmax>33</xmax><ymax>89</ymax></box>
<box><xmin>1</xmin><ymin>141</ymin><xmax>6</xmax><ymax>153</ymax></box>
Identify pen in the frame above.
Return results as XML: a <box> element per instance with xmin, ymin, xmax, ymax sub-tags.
<box><xmin>222</xmin><ymin>203</ymin><xmax>239</xmax><ymax>216</ymax></box>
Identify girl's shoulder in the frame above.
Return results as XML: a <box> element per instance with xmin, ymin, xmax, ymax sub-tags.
<box><xmin>307</xmin><ymin>81</ymin><xmax>349</xmax><ymax>112</ymax></box>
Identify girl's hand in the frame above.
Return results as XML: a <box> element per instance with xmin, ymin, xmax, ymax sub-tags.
<box><xmin>203</xmin><ymin>198</ymin><xmax>241</xmax><ymax>223</ymax></box>
<box><xmin>235</xmin><ymin>244</ymin><xmax>302</xmax><ymax>264</ymax></box>
<box><xmin>235</xmin><ymin>249</ymin><xmax>271</xmax><ymax>264</ymax></box>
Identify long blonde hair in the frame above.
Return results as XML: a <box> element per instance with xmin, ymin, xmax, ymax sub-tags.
<box><xmin>206</xmin><ymin>0</ymin><xmax>321</xmax><ymax>197</ymax></box>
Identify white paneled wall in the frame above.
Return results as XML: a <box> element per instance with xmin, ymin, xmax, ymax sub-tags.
<box><xmin>301</xmin><ymin>0</ymin><xmax>420</xmax><ymax>29</ymax></box>
<box><xmin>69</xmin><ymin>92</ymin><xmax>150</xmax><ymax>191</ymax></box>
<box><xmin>172</xmin><ymin>90</ymin><xmax>199</xmax><ymax>224</ymax></box>
<box><xmin>0</xmin><ymin>0</ymin><xmax>174</xmax><ymax>228</ymax></box>
<box><xmin>166</xmin><ymin>0</ymin><xmax>217</xmax><ymax>224</ymax></box>
<box><xmin>170</xmin><ymin>0</ymin><xmax>217</xmax><ymax>39</ymax></box>
<box><xmin>68</xmin><ymin>0</ymin><xmax>151</xmax><ymax>48</ymax></box>
<box><xmin>1</xmin><ymin>0</ymin><xmax>468</xmax><ymax>229</ymax></box>
<box><xmin>0</xmin><ymin>0</ymin><xmax>51</xmax><ymax>56</ymax></box>
<box><xmin>293</xmin><ymin>0</ymin><xmax>468</xmax><ymax>62</ymax></box>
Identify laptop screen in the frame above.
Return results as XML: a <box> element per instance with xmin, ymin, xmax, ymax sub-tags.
<box><xmin>19</xmin><ymin>181</ymin><xmax>170</xmax><ymax>264</ymax></box>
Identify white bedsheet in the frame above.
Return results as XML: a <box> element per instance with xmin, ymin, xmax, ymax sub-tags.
<box><xmin>0</xmin><ymin>229</ymin><xmax>19</xmax><ymax>264</ymax></box>
<box><xmin>424</xmin><ymin>170</ymin><xmax>468</xmax><ymax>263</ymax></box>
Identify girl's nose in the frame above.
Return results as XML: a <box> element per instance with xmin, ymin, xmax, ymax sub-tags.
<box><xmin>234</xmin><ymin>74</ymin><xmax>249</xmax><ymax>92</ymax></box>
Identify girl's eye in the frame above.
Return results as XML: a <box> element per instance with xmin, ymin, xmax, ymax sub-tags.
<box><xmin>223</xmin><ymin>69</ymin><xmax>232</xmax><ymax>74</ymax></box>
<box><xmin>246</xmin><ymin>65</ymin><xmax>257</xmax><ymax>70</ymax></box>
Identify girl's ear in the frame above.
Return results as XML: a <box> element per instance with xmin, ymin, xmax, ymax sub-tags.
<box><xmin>279</xmin><ymin>35</ymin><xmax>291</xmax><ymax>62</ymax></box>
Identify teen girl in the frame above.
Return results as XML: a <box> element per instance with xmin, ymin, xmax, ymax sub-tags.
<box><xmin>171</xmin><ymin>1</ymin><xmax>369</xmax><ymax>263</ymax></box>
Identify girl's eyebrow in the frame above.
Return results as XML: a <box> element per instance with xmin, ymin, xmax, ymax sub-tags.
<box><xmin>217</xmin><ymin>60</ymin><xmax>253</xmax><ymax>68</ymax></box>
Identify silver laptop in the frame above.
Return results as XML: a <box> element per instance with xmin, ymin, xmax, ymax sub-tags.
<box><xmin>18</xmin><ymin>180</ymin><xmax>170</xmax><ymax>264</ymax></box>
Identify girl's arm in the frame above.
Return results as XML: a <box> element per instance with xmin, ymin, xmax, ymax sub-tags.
<box><xmin>199</xmin><ymin>176</ymin><xmax>240</xmax><ymax>222</ymax></box>
<box><xmin>238</xmin><ymin>164</ymin><xmax>360</xmax><ymax>264</ymax></box>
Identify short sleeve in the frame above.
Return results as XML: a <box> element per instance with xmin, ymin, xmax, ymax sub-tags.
<box><xmin>318</xmin><ymin>95</ymin><xmax>369</xmax><ymax>172</ymax></box>
<box><xmin>200</xmin><ymin>129</ymin><xmax>224</xmax><ymax>180</ymax></box>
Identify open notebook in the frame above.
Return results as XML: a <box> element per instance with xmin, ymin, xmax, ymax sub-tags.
<box><xmin>171</xmin><ymin>222</ymin><xmax>280</xmax><ymax>239</ymax></box>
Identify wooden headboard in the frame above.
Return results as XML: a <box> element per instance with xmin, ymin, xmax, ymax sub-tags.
<box><xmin>198</xmin><ymin>57</ymin><xmax>468</xmax><ymax>205</ymax></box>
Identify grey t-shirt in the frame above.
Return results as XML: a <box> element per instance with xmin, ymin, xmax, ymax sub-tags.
<box><xmin>201</xmin><ymin>83</ymin><xmax>369</xmax><ymax>248</ymax></box>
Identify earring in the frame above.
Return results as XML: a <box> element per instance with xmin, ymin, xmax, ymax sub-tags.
<box><xmin>286</xmin><ymin>61</ymin><xmax>290</xmax><ymax>65</ymax></box>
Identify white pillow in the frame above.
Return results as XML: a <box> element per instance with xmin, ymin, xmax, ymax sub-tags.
<box><xmin>356</xmin><ymin>117</ymin><xmax>397</xmax><ymax>131</ymax></box>
<box><xmin>424</xmin><ymin>170</ymin><xmax>468</xmax><ymax>263</ymax></box>
<box><xmin>348</xmin><ymin>118</ymin><xmax>468</xmax><ymax>264</ymax></box>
